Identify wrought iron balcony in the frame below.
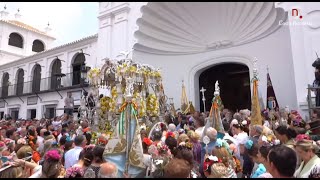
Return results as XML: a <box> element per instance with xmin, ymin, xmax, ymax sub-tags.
<box><xmin>0</xmin><ymin>71</ymin><xmax>89</xmax><ymax>99</ymax></box>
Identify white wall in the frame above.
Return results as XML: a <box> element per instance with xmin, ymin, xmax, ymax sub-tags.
<box><xmin>272</xmin><ymin>2</ymin><xmax>320</xmax><ymax>119</ymax></box>
<box><xmin>0</xmin><ymin>21</ymin><xmax>55</xmax><ymax>62</ymax></box>
<box><xmin>97</xmin><ymin>2</ymin><xmax>147</xmax><ymax>62</ymax></box>
<box><xmin>0</xmin><ymin>35</ymin><xmax>97</xmax><ymax>119</ymax></box>
<box><xmin>133</xmin><ymin>23</ymin><xmax>297</xmax><ymax>115</ymax></box>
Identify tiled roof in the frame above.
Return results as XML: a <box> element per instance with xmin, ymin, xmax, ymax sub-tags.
<box><xmin>0</xmin><ymin>19</ymin><xmax>55</xmax><ymax>39</ymax></box>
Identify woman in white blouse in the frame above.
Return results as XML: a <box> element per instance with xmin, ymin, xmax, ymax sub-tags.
<box><xmin>294</xmin><ymin>137</ymin><xmax>320</xmax><ymax>178</ymax></box>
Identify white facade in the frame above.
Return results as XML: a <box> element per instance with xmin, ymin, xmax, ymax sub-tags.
<box><xmin>0</xmin><ymin>29</ymin><xmax>97</xmax><ymax>119</ymax></box>
<box><xmin>0</xmin><ymin>19</ymin><xmax>56</xmax><ymax>65</ymax></box>
<box><xmin>96</xmin><ymin>2</ymin><xmax>320</xmax><ymax>119</ymax></box>
<box><xmin>1</xmin><ymin>2</ymin><xmax>320</xmax><ymax>120</ymax></box>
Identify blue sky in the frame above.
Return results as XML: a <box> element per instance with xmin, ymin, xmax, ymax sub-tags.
<box><xmin>0</xmin><ymin>2</ymin><xmax>98</xmax><ymax>47</ymax></box>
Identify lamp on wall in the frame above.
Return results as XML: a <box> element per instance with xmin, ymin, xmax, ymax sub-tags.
<box><xmin>56</xmin><ymin>56</ymin><xmax>65</xmax><ymax>62</ymax></box>
<box><xmin>81</xmin><ymin>64</ymin><xmax>91</xmax><ymax>84</ymax></box>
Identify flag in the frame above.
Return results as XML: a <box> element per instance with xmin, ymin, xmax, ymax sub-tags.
<box><xmin>181</xmin><ymin>81</ymin><xmax>188</xmax><ymax>112</ymax></box>
<box><xmin>251</xmin><ymin>78</ymin><xmax>263</xmax><ymax>125</ymax></box>
<box><xmin>266</xmin><ymin>72</ymin><xmax>279</xmax><ymax>110</ymax></box>
<box><xmin>183</xmin><ymin>101</ymin><xmax>196</xmax><ymax>115</ymax></box>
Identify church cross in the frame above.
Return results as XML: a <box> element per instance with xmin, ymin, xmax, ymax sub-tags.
<box><xmin>200</xmin><ymin>87</ymin><xmax>206</xmax><ymax>98</ymax></box>
<box><xmin>200</xmin><ymin>87</ymin><xmax>206</xmax><ymax>112</ymax></box>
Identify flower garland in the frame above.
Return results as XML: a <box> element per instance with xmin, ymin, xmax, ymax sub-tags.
<box><xmin>133</xmin><ymin>92</ymin><xmax>146</xmax><ymax>118</ymax></box>
<box><xmin>143</xmin><ymin>137</ymin><xmax>153</xmax><ymax>146</ymax></box>
<box><xmin>65</xmin><ymin>166</ymin><xmax>84</xmax><ymax>178</ymax></box>
<box><xmin>100</xmin><ymin>96</ymin><xmax>111</xmax><ymax>113</ymax></box>
<box><xmin>251</xmin><ymin>164</ymin><xmax>267</xmax><ymax>178</ymax></box>
<box><xmin>17</xmin><ymin>138</ymin><xmax>27</xmax><ymax>145</ymax></box>
<box><xmin>245</xmin><ymin>139</ymin><xmax>254</xmax><ymax>150</ymax></box>
<box><xmin>295</xmin><ymin>134</ymin><xmax>311</xmax><ymax>142</ymax></box>
<box><xmin>148</xmin><ymin>142</ymin><xmax>172</xmax><ymax>159</ymax></box>
<box><xmin>88</xmin><ymin>68</ymin><xmax>101</xmax><ymax>86</ymax></box>
<box><xmin>146</xmin><ymin>94</ymin><xmax>159</xmax><ymax>117</ymax></box>
<box><xmin>165</xmin><ymin>132</ymin><xmax>175</xmax><ymax>139</ymax></box>
<box><xmin>203</xmin><ymin>155</ymin><xmax>223</xmax><ymax>173</ymax></box>
<box><xmin>109</xmin><ymin>86</ymin><xmax>117</xmax><ymax>113</ymax></box>
<box><xmin>178</xmin><ymin>141</ymin><xmax>193</xmax><ymax>150</ymax></box>
<box><xmin>148</xmin><ymin>142</ymin><xmax>172</xmax><ymax>177</ymax></box>
<box><xmin>216</xmin><ymin>138</ymin><xmax>233</xmax><ymax>155</ymax></box>
<box><xmin>261</xmin><ymin>134</ymin><xmax>280</xmax><ymax>147</ymax></box>
<box><xmin>45</xmin><ymin>150</ymin><xmax>61</xmax><ymax>161</ymax></box>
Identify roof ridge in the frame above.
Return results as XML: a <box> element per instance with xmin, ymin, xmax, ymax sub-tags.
<box><xmin>0</xmin><ymin>19</ymin><xmax>55</xmax><ymax>39</ymax></box>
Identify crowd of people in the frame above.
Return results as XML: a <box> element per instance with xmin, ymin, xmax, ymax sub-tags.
<box><xmin>0</xmin><ymin>106</ymin><xmax>320</xmax><ymax>178</ymax></box>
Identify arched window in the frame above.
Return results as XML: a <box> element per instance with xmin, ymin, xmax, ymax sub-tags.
<box><xmin>16</xmin><ymin>69</ymin><xmax>24</xmax><ymax>96</ymax></box>
<box><xmin>51</xmin><ymin>59</ymin><xmax>62</xmax><ymax>89</ymax></box>
<box><xmin>8</xmin><ymin>33</ymin><xmax>23</xmax><ymax>48</ymax></box>
<box><xmin>32</xmin><ymin>64</ymin><xmax>41</xmax><ymax>93</ymax></box>
<box><xmin>72</xmin><ymin>53</ymin><xmax>85</xmax><ymax>85</ymax></box>
<box><xmin>32</xmin><ymin>40</ymin><xmax>45</xmax><ymax>52</ymax></box>
<box><xmin>1</xmin><ymin>73</ymin><xmax>9</xmax><ymax>98</ymax></box>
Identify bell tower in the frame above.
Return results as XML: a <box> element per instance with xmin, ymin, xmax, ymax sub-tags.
<box><xmin>96</xmin><ymin>2</ymin><xmax>146</xmax><ymax>64</ymax></box>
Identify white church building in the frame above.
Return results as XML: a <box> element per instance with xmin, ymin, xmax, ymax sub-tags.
<box><xmin>0</xmin><ymin>2</ymin><xmax>318</xmax><ymax>120</ymax></box>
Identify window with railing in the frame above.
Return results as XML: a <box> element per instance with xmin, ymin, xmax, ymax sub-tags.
<box><xmin>72</xmin><ymin>53</ymin><xmax>85</xmax><ymax>86</ymax></box>
<box><xmin>16</xmin><ymin>69</ymin><xmax>24</xmax><ymax>96</ymax></box>
<box><xmin>0</xmin><ymin>71</ymin><xmax>89</xmax><ymax>98</ymax></box>
<box><xmin>1</xmin><ymin>73</ymin><xmax>9</xmax><ymax>98</ymax></box>
<box><xmin>51</xmin><ymin>59</ymin><xmax>62</xmax><ymax>89</ymax></box>
<box><xmin>32</xmin><ymin>64</ymin><xmax>41</xmax><ymax>93</ymax></box>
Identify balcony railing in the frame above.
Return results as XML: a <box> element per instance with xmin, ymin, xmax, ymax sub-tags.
<box><xmin>0</xmin><ymin>72</ymin><xmax>89</xmax><ymax>98</ymax></box>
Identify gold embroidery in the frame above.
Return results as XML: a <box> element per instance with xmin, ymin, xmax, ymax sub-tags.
<box><xmin>113</xmin><ymin>138</ymin><xmax>127</xmax><ymax>153</ymax></box>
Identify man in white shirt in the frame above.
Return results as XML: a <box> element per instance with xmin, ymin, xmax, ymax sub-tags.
<box><xmin>195</xmin><ymin>116</ymin><xmax>205</xmax><ymax>142</ymax></box>
<box><xmin>64</xmin><ymin>135</ymin><xmax>86</xmax><ymax>169</ymax></box>
<box><xmin>52</xmin><ymin>117</ymin><xmax>62</xmax><ymax>131</ymax></box>
<box><xmin>36</xmin><ymin>128</ymin><xmax>47</xmax><ymax>153</ymax></box>
<box><xmin>64</xmin><ymin>92</ymin><xmax>74</xmax><ymax>117</ymax></box>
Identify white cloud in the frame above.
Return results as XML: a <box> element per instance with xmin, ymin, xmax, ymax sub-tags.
<box><xmin>0</xmin><ymin>2</ymin><xmax>98</xmax><ymax>46</ymax></box>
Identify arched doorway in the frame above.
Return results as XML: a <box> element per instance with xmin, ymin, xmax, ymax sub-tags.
<box><xmin>72</xmin><ymin>53</ymin><xmax>85</xmax><ymax>86</ymax></box>
<box><xmin>1</xmin><ymin>73</ymin><xmax>9</xmax><ymax>97</ymax></box>
<box><xmin>199</xmin><ymin>63</ymin><xmax>251</xmax><ymax>113</ymax></box>
<box><xmin>51</xmin><ymin>58</ymin><xmax>62</xmax><ymax>89</ymax></box>
<box><xmin>16</xmin><ymin>69</ymin><xmax>24</xmax><ymax>96</ymax></box>
<box><xmin>32</xmin><ymin>64</ymin><xmax>42</xmax><ymax>93</ymax></box>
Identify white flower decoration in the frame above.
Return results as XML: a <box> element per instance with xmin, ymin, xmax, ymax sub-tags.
<box><xmin>261</xmin><ymin>135</ymin><xmax>268</xmax><ymax>142</ymax></box>
<box><xmin>203</xmin><ymin>135</ymin><xmax>210</xmax><ymax>145</ymax></box>
<box><xmin>208</xmin><ymin>155</ymin><xmax>218</xmax><ymax>162</ymax></box>
<box><xmin>179</xmin><ymin>142</ymin><xmax>186</xmax><ymax>146</ymax></box>
<box><xmin>155</xmin><ymin>159</ymin><xmax>163</xmax><ymax>165</ymax></box>
<box><xmin>274</xmin><ymin>139</ymin><xmax>280</xmax><ymax>145</ymax></box>
<box><xmin>242</xmin><ymin>120</ymin><xmax>247</xmax><ymax>125</ymax></box>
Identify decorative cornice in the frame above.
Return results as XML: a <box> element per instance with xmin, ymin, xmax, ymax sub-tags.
<box><xmin>98</xmin><ymin>3</ymin><xmax>130</xmax><ymax>20</ymax></box>
<box><xmin>133</xmin><ymin>2</ymin><xmax>287</xmax><ymax>55</ymax></box>
<box><xmin>0</xmin><ymin>49</ymin><xmax>25</xmax><ymax>58</ymax></box>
